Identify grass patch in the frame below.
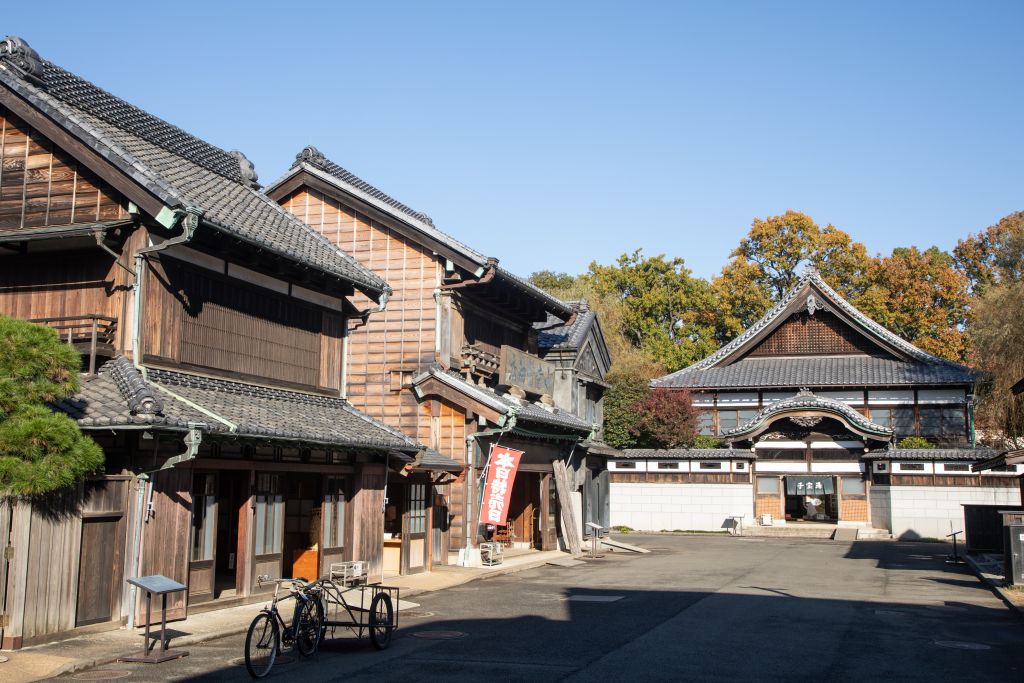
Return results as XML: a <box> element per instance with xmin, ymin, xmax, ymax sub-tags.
<box><xmin>610</xmin><ymin>525</ymin><xmax>634</xmax><ymax>533</ymax></box>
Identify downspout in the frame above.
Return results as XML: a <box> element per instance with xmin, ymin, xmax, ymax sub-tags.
<box><xmin>461</xmin><ymin>410</ymin><xmax>518</xmax><ymax>566</ymax></box>
<box><xmin>357</xmin><ymin>285</ymin><xmax>392</xmax><ymax>320</ymax></box>
<box><xmin>124</xmin><ymin>206</ymin><xmax>200</xmax><ymax>627</ymax></box>
<box><xmin>131</xmin><ymin>207</ymin><xmax>203</xmax><ymax>371</ymax></box>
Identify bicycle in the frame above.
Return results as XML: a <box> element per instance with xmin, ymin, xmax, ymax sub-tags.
<box><xmin>244</xmin><ymin>576</ymin><xmax>325</xmax><ymax>679</ymax></box>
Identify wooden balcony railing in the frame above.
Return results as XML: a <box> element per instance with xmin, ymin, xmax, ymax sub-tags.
<box><xmin>30</xmin><ymin>315</ymin><xmax>118</xmax><ymax>375</ymax></box>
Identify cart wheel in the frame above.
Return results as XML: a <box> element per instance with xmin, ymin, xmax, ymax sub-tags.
<box><xmin>368</xmin><ymin>593</ymin><xmax>394</xmax><ymax>650</ymax></box>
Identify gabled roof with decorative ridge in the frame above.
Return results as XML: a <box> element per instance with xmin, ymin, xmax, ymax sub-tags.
<box><xmin>270</xmin><ymin>145</ymin><xmax>573</xmax><ymax>318</ymax></box>
<box><xmin>723</xmin><ymin>389</ymin><xmax>893</xmax><ymax>442</ymax></box>
<box><xmin>0</xmin><ymin>36</ymin><xmax>388</xmax><ymax>300</ymax></box>
<box><xmin>653</xmin><ymin>266</ymin><xmax>979</xmax><ymax>389</ymax></box>
<box><xmin>411</xmin><ymin>366</ymin><xmax>593</xmax><ymax>433</ymax></box>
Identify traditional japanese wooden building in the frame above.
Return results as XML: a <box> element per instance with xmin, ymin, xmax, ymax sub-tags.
<box><xmin>611</xmin><ymin>267</ymin><xmax>1021</xmax><ymax>539</ymax></box>
<box><xmin>0</xmin><ymin>36</ymin><xmax>438</xmax><ymax>648</ymax></box>
<box><xmin>267</xmin><ymin>148</ymin><xmax>610</xmax><ymax>566</ymax></box>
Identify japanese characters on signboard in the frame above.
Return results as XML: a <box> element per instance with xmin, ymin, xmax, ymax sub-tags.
<box><xmin>500</xmin><ymin>345</ymin><xmax>555</xmax><ymax>396</ymax></box>
<box><xmin>481</xmin><ymin>444</ymin><xmax>524</xmax><ymax>526</ymax></box>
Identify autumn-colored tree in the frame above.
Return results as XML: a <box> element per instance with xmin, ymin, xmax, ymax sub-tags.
<box><xmin>953</xmin><ymin>211</ymin><xmax>1024</xmax><ymax>296</ymax></box>
<box><xmin>713</xmin><ymin>211</ymin><xmax>873</xmax><ymax>339</ymax></box>
<box><xmin>964</xmin><ymin>214</ymin><xmax>1024</xmax><ymax>445</ymax></box>
<box><xmin>0</xmin><ymin>315</ymin><xmax>104</xmax><ymax>496</ymax></box>
<box><xmin>583</xmin><ymin>250</ymin><xmax>718</xmax><ymax>371</ymax></box>
<box><xmin>853</xmin><ymin>246</ymin><xmax>970</xmax><ymax>362</ymax></box>
<box><xmin>629</xmin><ymin>388</ymin><xmax>699</xmax><ymax>449</ymax></box>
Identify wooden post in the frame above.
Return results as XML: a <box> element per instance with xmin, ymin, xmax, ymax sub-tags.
<box><xmin>88</xmin><ymin>317</ymin><xmax>98</xmax><ymax>375</ymax></box>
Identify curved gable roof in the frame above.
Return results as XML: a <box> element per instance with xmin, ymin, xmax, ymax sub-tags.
<box><xmin>723</xmin><ymin>389</ymin><xmax>893</xmax><ymax>442</ymax></box>
<box><xmin>654</xmin><ymin>266</ymin><xmax>978</xmax><ymax>389</ymax></box>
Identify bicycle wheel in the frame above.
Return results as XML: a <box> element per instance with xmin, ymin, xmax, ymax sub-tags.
<box><xmin>294</xmin><ymin>595</ymin><xmax>324</xmax><ymax>657</ymax></box>
<box><xmin>368</xmin><ymin>592</ymin><xmax>394</xmax><ymax>650</ymax></box>
<box><xmin>244</xmin><ymin>612</ymin><xmax>279</xmax><ymax>679</ymax></box>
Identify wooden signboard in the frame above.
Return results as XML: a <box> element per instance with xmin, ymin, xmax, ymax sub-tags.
<box><xmin>500</xmin><ymin>345</ymin><xmax>556</xmax><ymax>396</ymax></box>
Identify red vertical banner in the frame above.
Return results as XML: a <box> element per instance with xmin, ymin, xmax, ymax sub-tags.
<box><xmin>481</xmin><ymin>444</ymin><xmax>524</xmax><ymax>526</ymax></box>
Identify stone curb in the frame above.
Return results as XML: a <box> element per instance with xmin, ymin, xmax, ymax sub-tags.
<box><xmin>42</xmin><ymin>555</ymin><xmax>565</xmax><ymax>679</ymax></box>
<box><xmin>963</xmin><ymin>555</ymin><xmax>1023</xmax><ymax>619</ymax></box>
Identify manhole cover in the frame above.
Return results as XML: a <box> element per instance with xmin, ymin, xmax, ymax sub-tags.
<box><xmin>925</xmin><ymin>605</ymin><xmax>969</xmax><ymax>613</ymax></box>
<box><xmin>934</xmin><ymin>641</ymin><xmax>991</xmax><ymax>651</ymax></box>
<box><xmin>566</xmin><ymin>595</ymin><xmax>624</xmax><ymax>602</ymax></box>
<box><xmin>411</xmin><ymin>630</ymin><xmax>468</xmax><ymax>640</ymax></box>
<box><xmin>874</xmin><ymin>609</ymin><xmax>909</xmax><ymax>617</ymax></box>
<box><xmin>72</xmin><ymin>671</ymin><xmax>132</xmax><ymax>681</ymax></box>
<box><xmin>400</xmin><ymin>610</ymin><xmax>435</xmax><ymax>618</ymax></box>
<box><xmin>230</xmin><ymin>654</ymin><xmax>296</xmax><ymax>666</ymax></box>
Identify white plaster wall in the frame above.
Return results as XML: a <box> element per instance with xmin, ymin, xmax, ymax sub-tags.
<box><xmin>872</xmin><ymin>485</ymin><xmax>1022</xmax><ymax>540</ymax></box>
<box><xmin>610</xmin><ymin>483</ymin><xmax>754</xmax><ymax>532</ymax></box>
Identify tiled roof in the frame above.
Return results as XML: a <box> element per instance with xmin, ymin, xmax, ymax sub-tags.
<box><xmin>536</xmin><ymin>308</ymin><xmax>596</xmax><ymax>350</ymax></box>
<box><xmin>415</xmin><ymin>448</ymin><xmax>464</xmax><ymax>473</ymax></box>
<box><xmin>653</xmin><ymin>356</ymin><xmax>977</xmax><ymax>389</ymax></box>
<box><xmin>54</xmin><ymin>358</ymin><xmax>416</xmax><ymax>451</ymax></box>
<box><xmin>724</xmin><ymin>389</ymin><xmax>892</xmax><ymax>441</ymax></box>
<box><xmin>276</xmin><ymin>146</ymin><xmax>573</xmax><ymax>317</ymax></box>
<box><xmin>413</xmin><ymin>367</ymin><xmax>593</xmax><ymax>433</ymax></box>
<box><xmin>53</xmin><ymin>360</ymin><xmax>209</xmax><ymax>430</ymax></box>
<box><xmin>580</xmin><ymin>439</ymin><xmax>622</xmax><ymax>457</ymax></box>
<box><xmin>146</xmin><ymin>368</ymin><xmax>415</xmax><ymax>449</ymax></box>
<box><xmin>0</xmin><ymin>36</ymin><xmax>387</xmax><ymax>299</ymax></box>
<box><xmin>863</xmin><ymin>448</ymin><xmax>1000</xmax><ymax>461</ymax></box>
<box><xmin>654</xmin><ymin>266</ymin><xmax>979</xmax><ymax>389</ymax></box>
<box><xmin>619</xmin><ymin>448</ymin><xmax>748</xmax><ymax>460</ymax></box>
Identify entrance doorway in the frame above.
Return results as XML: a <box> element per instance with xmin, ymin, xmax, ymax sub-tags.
<box><xmin>784</xmin><ymin>475</ymin><xmax>837</xmax><ymax>522</ymax></box>
<box><xmin>283</xmin><ymin>474</ymin><xmax>322</xmax><ymax>581</ymax></box>
<box><xmin>190</xmin><ymin>471</ymin><xmax>249</xmax><ymax>603</ymax></box>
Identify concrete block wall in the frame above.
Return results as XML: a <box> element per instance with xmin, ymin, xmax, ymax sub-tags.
<box><xmin>872</xmin><ymin>485</ymin><xmax>1022</xmax><ymax>540</ymax></box>
<box><xmin>610</xmin><ymin>483</ymin><xmax>754</xmax><ymax>532</ymax></box>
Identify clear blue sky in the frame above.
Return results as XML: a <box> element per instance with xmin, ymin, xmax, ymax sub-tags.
<box><xmin>7</xmin><ymin>1</ymin><xmax>1022</xmax><ymax>280</ymax></box>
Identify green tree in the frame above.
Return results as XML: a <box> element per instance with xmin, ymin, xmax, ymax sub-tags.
<box><xmin>584</xmin><ymin>250</ymin><xmax>719</xmax><ymax>371</ymax></box>
<box><xmin>528</xmin><ymin>270</ymin><xmax>577</xmax><ymax>293</ymax></box>
<box><xmin>601</xmin><ymin>369</ymin><xmax>652</xmax><ymax>449</ymax></box>
<box><xmin>953</xmin><ymin>211</ymin><xmax>1024</xmax><ymax>296</ymax></box>
<box><xmin>0</xmin><ymin>315</ymin><xmax>103</xmax><ymax>496</ymax></box>
<box><xmin>853</xmin><ymin>246</ymin><xmax>971</xmax><ymax>362</ymax></box>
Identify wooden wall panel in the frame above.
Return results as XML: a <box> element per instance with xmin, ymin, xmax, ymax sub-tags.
<box><xmin>142</xmin><ymin>257</ymin><xmax>342</xmax><ymax>392</ymax></box>
<box><xmin>0</xmin><ymin>108</ymin><xmax>127</xmax><ymax>232</ymax></box>
<box><xmin>138</xmin><ymin>467</ymin><xmax>192</xmax><ymax>622</ymax></box>
<box><xmin>281</xmin><ymin>188</ymin><xmax>438</xmax><ymax>436</ymax></box>
<box><xmin>746</xmin><ymin>311</ymin><xmax>886</xmax><ymax>358</ymax></box>
<box><xmin>351</xmin><ymin>463</ymin><xmax>385</xmax><ymax>582</ymax></box>
<box><xmin>19</xmin><ymin>491</ymin><xmax>82</xmax><ymax>640</ymax></box>
<box><xmin>0</xmin><ymin>249</ymin><xmax>125</xmax><ymax>327</ymax></box>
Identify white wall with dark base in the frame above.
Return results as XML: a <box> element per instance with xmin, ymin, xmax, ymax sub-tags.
<box><xmin>610</xmin><ymin>483</ymin><xmax>754</xmax><ymax>532</ymax></box>
<box><xmin>871</xmin><ymin>485</ymin><xmax>1021</xmax><ymax>540</ymax></box>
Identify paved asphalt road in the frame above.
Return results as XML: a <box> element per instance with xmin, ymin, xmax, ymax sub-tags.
<box><xmin>56</xmin><ymin>536</ymin><xmax>1022</xmax><ymax>682</ymax></box>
